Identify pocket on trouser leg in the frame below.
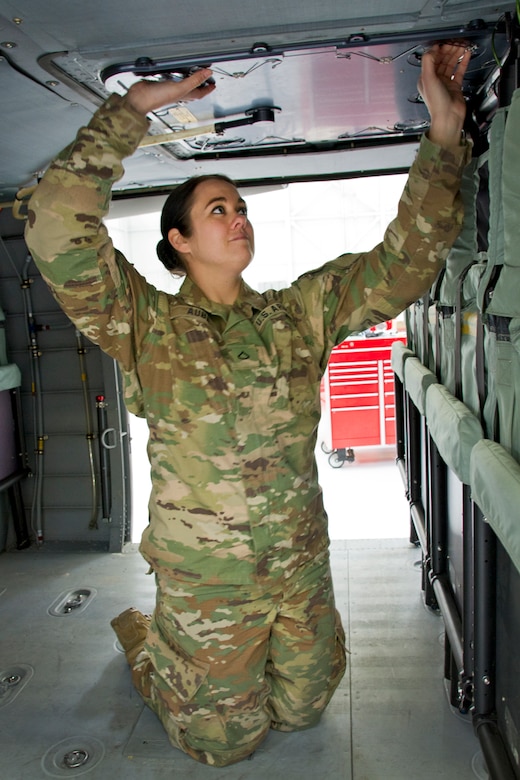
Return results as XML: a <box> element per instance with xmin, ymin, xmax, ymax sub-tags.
<box><xmin>142</xmin><ymin>617</ymin><xmax>266</xmax><ymax>767</ymax></box>
<box><xmin>268</xmin><ymin>607</ymin><xmax>347</xmax><ymax>731</ymax></box>
<box><xmin>143</xmin><ymin>617</ymin><xmax>218</xmax><ymax>754</ymax></box>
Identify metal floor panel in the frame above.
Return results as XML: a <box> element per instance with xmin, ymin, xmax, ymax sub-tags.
<box><xmin>0</xmin><ymin>540</ymin><xmax>482</xmax><ymax>779</ymax></box>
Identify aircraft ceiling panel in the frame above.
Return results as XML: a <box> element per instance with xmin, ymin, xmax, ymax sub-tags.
<box><xmin>0</xmin><ymin>56</ymin><xmax>92</xmax><ymax>200</ymax></box>
<box><xmin>0</xmin><ymin>0</ymin><xmax>490</xmax><ymax>51</ymax></box>
<box><xmin>0</xmin><ymin>1</ymin><xmax>515</xmax><ymax>201</ymax></box>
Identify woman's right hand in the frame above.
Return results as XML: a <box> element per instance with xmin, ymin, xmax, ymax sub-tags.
<box><xmin>125</xmin><ymin>68</ymin><xmax>215</xmax><ymax>115</ymax></box>
<box><xmin>418</xmin><ymin>43</ymin><xmax>470</xmax><ymax>149</ymax></box>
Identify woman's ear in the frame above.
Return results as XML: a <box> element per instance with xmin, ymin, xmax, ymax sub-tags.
<box><xmin>168</xmin><ymin>227</ymin><xmax>190</xmax><ymax>255</ymax></box>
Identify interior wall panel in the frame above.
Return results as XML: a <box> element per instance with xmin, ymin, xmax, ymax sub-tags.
<box><xmin>0</xmin><ymin>207</ymin><xmax>130</xmax><ymax>551</ymax></box>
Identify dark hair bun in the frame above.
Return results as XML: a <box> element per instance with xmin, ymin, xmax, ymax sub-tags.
<box><xmin>156</xmin><ymin>238</ymin><xmax>175</xmax><ymax>269</ymax></box>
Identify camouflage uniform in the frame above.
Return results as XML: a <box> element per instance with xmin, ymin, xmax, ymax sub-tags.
<box><xmin>25</xmin><ymin>93</ymin><xmax>470</xmax><ymax>766</ymax></box>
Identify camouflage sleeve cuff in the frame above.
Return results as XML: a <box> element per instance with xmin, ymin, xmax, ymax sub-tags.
<box><xmin>88</xmin><ymin>93</ymin><xmax>151</xmax><ymax>157</ymax></box>
<box><xmin>416</xmin><ymin>133</ymin><xmax>473</xmax><ymax>182</ymax></box>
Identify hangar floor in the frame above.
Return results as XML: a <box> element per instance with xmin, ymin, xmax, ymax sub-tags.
<box><xmin>0</xmin><ymin>446</ymin><xmax>485</xmax><ymax>779</ymax></box>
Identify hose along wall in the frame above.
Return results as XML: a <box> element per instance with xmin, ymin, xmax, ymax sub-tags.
<box><xmin>14</xmin><ymin>249</ymin><xmax>100</xmax><ymax>542</ymax></box>
<box><xmin>75</xmin><ymin>329</ymin><xmax>99</xmax><ymax>530</ymax></box>
<box><xmin>0</xmin><ymin>244</ymin><xmax>48</xmax><ymax>546</ymax></box>
<box><xmin>20</xmin><ymin>255</ymin><xmax>45</xmax><ymax>544</ymax></box>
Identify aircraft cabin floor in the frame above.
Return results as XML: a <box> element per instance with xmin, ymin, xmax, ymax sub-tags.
<box><xmin>0</xmin><ymin>446</ymin><xmax>487</xmax><ymax>780</ymax></box>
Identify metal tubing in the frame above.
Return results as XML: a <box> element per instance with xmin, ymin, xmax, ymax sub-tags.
<box><xmin>397</xmin><ymin>457</ymin><xmax>407</xmax><ymax>490</ymax></box>
<box><xmin>0</xmin><ymin>468</ymin><xmax>26</xmax><ymax>492</ymax></box>
<box><xmin>11</xmin><ymin>387</ymin><xmax>29</xmax><ymax>473</ymax></box>
<box><xmin>0</xmin><ymin>469</ymin><xmax>30</xmax><ymax>549</ymax></box>
<box><xmin>473</xmin><ymin>503</ymin><xmax>497</xmax><ymax>718</ymax></box>
<box><xmin>428</xmin><ymin>436</ymin><xmax>447</xmax><ymax>576</ymax></box>
<box><xmin>406</xmin><ymin>396</ymin><xmax>425</xmax><ymax>549</ymax></box>
<box><xmin>462</xmin><ymin>484</ymin><xmax>475</xmax><ymax>684</ymax></box>
<box><xmin>96</xmin><ymin>396</ymin><xmax>112</xmax><ymax>522</ymax></box>
<box><xmin>394</xmin><ymin>373</ymin><xmax>406</xmax><ymax>463</ymax></box>
<box><xmin>474</xmin><ymin>719</ymin><xmax>517</xmax><ymax>780</ymax></box>
<box><xmin>406</xmin><ymin>398</ymin><xmax>422</xmax><ymax>505</ymax></box>
<box><xmin>410</xmin><ymin>502</ymin><xmax>427</xmax><ymax>554</ymax></box>
<box><xmin>431</xmin><ymin>573</ymin><xmax>464</xmax><ymax>674</ymax></box>
<box><xmin>446</xmin><ymin>639</ymin><xmax>460</xmax><ymax>709</ymax></box>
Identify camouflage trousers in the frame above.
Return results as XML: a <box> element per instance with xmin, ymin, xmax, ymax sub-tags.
<box><xmin>130</xmin><ymin>553</ymin><xmax>346</xmax><ymax>767</ymax></box>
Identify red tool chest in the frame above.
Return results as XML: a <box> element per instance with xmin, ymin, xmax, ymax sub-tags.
<box><xmin>321</xmin><ymin>333</ymin><xmax>407</xmax><ymax>451</ymax></box>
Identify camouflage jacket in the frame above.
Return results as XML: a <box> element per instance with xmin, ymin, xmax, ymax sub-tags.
<box><xmin>25</xmin><ymin>94</ymin><xmax>470</xmax><ymax>586</ymax></box>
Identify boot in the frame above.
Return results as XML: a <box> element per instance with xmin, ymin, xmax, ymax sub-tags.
<box><xmin>111</xmin><ymin>607</ymin><xmax>151</xmax><ymax>666</ymax></box>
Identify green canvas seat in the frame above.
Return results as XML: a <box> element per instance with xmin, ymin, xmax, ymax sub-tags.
<box><xmin>425</xmin><ymin>383</ymin><xmax>483</xmax><ymax>485</ymax></box>
<box><xmin>471</xmin><ymin>438</ymin><xmax>520</xmax><ymax>577</ymax></box>
<box><xmin>403</xmin><ymin>356</ymin><xmax>437</xmax><ymax>416</ymax></box>
<box><xmin>391</xmin><ymin>340</ymin><xmax>415</xmax><ymax>383</ymax></box>
<box><xmin>0</xmin><ymin>364</ymin><xmax>22</xmax><ymax>392</ymax></box>
<box><xmin>476</xmin><ymin>89</ymin><xmax>520</xmax><ymax>458</ymax></box>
